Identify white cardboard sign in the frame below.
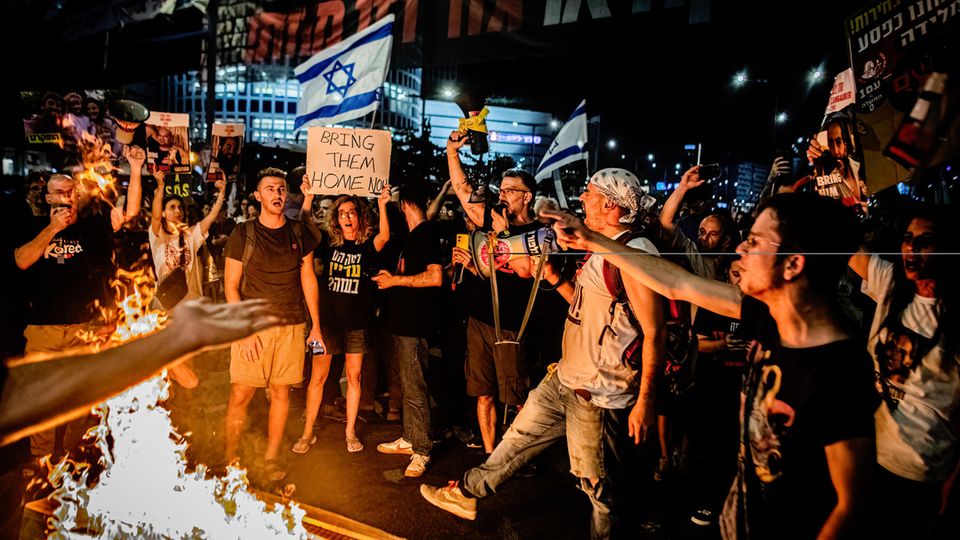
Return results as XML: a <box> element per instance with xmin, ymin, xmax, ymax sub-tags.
<box><xmin>305</xmin><ymin>126</ymin><xmax>391</xmax><ymax>196</ymax></box>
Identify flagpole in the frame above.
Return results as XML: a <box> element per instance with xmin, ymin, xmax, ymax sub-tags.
<box><xmin>370</xmin><ymin>34</ymin><xmax>394</xmax><ymax>130</ymax></box>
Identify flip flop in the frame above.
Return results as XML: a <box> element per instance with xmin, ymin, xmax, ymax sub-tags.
<box><xmin>291</xmin><ymin>435</ymin><xmax>318</xmax><ymax>454</ymax></box>
<box><xmin>346</xmin><ymin>436</ymin><xmax>364</xmax><ymax>453</ymax></box>
<box><xmin>263</xmin><ymin>459</ymin><xmax>287</xmax><ymax>482</ymax></box>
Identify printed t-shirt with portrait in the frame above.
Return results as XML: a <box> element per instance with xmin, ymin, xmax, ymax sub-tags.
<box><xmin>315</xmin><ymin>238</ymin><xmax>379</xmax><ymax>331</ymax></box>
<box><xmin>862</xmin><ymin>254</ymin><xmax>960</xmax><ymax>482</ymax></box>
<box><xmin>380</xmin><ymin>221</ymin><xmax>442</xmax><ymax>339</ymax></box>
<box><xmin>148</xmin><ymin>223</ymin><xmax>208</xmax><ymax>302</ymax></box>
<box><xmin>719</xmin><ymin>296</ymin><xmax>877</xmax><ymax>540</ymax></box>
<box><xmin>21</xmin><ymin>212</ymin><xmax>114</xmax><ymax>325</ymax></box>
<box><xmin>224</xmin><ymin>219</ymin><xmax>319</xmax><ymax>324</ymax></box>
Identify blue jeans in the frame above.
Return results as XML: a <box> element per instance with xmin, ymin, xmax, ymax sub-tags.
<box><xmin>462</xmin><ymin>371</ymin><xmax>620</xmax><ymax>539</ymax></box>
<box><xmin>389</xmin><ymin>335</ymin><xmax>432</xmax><ymax>456</ymax></box>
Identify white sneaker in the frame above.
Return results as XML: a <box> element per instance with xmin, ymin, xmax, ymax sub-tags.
<box><xmin>377</xmin><ymin>437</ymin><xmax>414</xmax><ymax>455</ymax></box>
<box><xmin>405</xmin><ymin>454</ymin><xmax>430</xmax><ymax>477</ymax></box>
<box><xmin>420</xmin><ymin>482</ymin><xmax>477</xmax><ymax>520</ymax></box>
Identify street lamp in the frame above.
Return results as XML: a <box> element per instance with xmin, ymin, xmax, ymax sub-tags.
<box><xmin>442</xmin><ymin>88</ymin><xmax>455</xmax><ymax>98</ymax></box>
<box><xmin>549</xmin><ymin>119</ymin><xmax>560</xmax><ymax>130</ymax></box>
<box><xmin>607</xmin><ymin>139</ymin><xmax>617</xmax><ymax>149</ymax></box>
<box><xmin>775</xmin><ymin>112</ymin><xmax>788</xmax><ymax>124</ymax></box>
<box><xmin>647</xmin><ymin>153</ymin><xmax>654</xmax><ymax>162</ymax></box>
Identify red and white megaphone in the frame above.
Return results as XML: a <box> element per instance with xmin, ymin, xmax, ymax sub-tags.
<box><xmin>470</xmin><ymin>227</ymin><xmax>558</xmax><ymax>279</ymax></box>
<box><xmin>108</xmin><ymin>99</ymin><xmax>150</xmax><ymax>145</ymax></box>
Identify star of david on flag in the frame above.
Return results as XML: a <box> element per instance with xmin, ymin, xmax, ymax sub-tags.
<box><xmin>323</xmin><ymin>61</ymin><xmax>357</xmax><ymax>98</ymax></box>
<box><xmin>535</xmin><ymin>100</ymin><xmax>588</xmax><ymax>181</ymax></box>
<box><xmin>294</xmin><ymin>15</ymin><xmax>394</xmax><ymax>130</ymax></box>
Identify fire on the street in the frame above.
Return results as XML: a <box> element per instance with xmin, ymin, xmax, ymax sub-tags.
<box><xmin>42</xmin><ymin>265</ymin><xmax>308</xmax><ymax>539</ymax></box>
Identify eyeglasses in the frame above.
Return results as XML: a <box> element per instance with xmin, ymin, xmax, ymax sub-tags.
<box><xmin>740</xmin><ymin>235</ymin><xmax>782</xmax><ymax>252</ymax></box>
<box><xmin>338</xmin><ymin>210</ymin><xmax>358</xmax><ymax>218</ymax></box>
<box><xmin>499</xmin><ymin>188</ymin><xmax>530</xmax><ymax>196</ymax></box>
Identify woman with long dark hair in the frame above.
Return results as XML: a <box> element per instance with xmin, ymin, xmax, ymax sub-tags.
<box><xmin>294</xmin><ymin>185</ymin><xmax>391</xmax><ymax>453</ymax></box>
<box><xmin>850</xmin><ymin>205</ymin><xmax>959</xmax><ymax>536</ymax></box>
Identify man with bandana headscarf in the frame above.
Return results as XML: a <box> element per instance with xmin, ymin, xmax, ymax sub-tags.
<box><xmin>421</xmin><ymin>169</ymin><xmax>666</xmax><ymax>540</ymax></box>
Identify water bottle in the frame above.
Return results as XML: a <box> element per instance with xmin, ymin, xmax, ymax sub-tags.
<box><xmin>308</xmin><ymin>339</ymin><xmax>325</xmax><ymax>355</ymax></box>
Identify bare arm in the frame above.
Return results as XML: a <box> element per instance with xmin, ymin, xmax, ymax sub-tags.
<box><xmin>0</xmin><ymin>298</ymin><xmax>280</xmax><ymax>446</ymax></box>
<box><xmin>150</xmin><ymin>172</ymin><xmax>165</xmax><ymax>236</ymax></box>
<box><xmin>623</xmin><ymin>270</ymin><xmax>666</xmax><ymax>444</ymax></box>
<box><xmin>198</xmin><ymin>180</ymin><xmax>227</xmax><ymax>235</ymax></box>
<box><xmin>818</xmin><ymin>437</ymin><xmax>874</xmax><ymax>539</ymax></box>
<box><xmin>427</xmin><ymin>179</ymin><xmax>452</xmax><ymax>221</ymax></box>
<box><xmin>301</xmin><ymin>251</ymin><xmax>323</xmax><ymax>346</ymax></box>
<box><xmin>659</xmin><ymin>165</ymin><xmax>704</xmax><ymax>234</ymax></box>
<box><xmin>546</xmin><ymin>210</ymin><xmax>743</xmax><ymax>319</ymax></box>
<box><xmin>758</xmin><ymin>156</ymin><xmax>791</xmax><ymax>206</ymax></box>
<box><xmin>299</xmin><ymin>176</ymin><xmax>315</xmax><ymax>222</ymax></box>
<box><xmin>372</xmin><ymin>264</ymin><xmax>443</xmax><ymax>289</ymax></box>
<box><xmin>446</xmin><ymin>131</ymin><xmax>486</xmax><ymax>227</ymax></box>
<box><xmin>224</xmin><ymin>257</ymin><xmax>243</xmax><ymax>304</ymax></box>
<box><xmin>374</xmin><ymin>184</ymin><xmax>392</xmax><ymax>252</ymax></box>
<box><xmin>118</xmin><ymin>145</ymin><xmax>146</xmax><ymax>231</ymax></box>
<box><xmin>543</xmin><ymin>260</ymin><xmax>577</xmax><ymax>303</ymax></box>
<box><xmin>848</xmin><ymin>247</ymin><xmax>869</xmax><ymax>282</ymax></box>
<box><xmin>14</xmin><ymin>218</ymin><xmax>69</xmax><ymax>270</ymax></box>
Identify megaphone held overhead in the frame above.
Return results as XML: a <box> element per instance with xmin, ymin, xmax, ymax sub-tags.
<box><xmin>108</xmin><ymin>99</ymin><xmax>150</xmax><ymax>144</ymax></box>
<box><xmin>454</xmin><ymin>91</ymin><xmax>489</xmax><ymax>155</ymax></box>
<box><xmin>470</xmin><ymin>227</ymin><xmax>558</xmax><ymax>279</ymax></box>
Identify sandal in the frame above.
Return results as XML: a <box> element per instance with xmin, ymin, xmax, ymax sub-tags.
<box><xmin>346</xmin><ymin>436</ymin><xmax>364</xmax><ymax>453</ymax></box>
<box><xmin>263</xmin><ymin>459</ymin><xmax>287</xmax><ymax>482</ymax></box>
<box><xmin>291</xmin><ymin>435</ymin><xmax>317</xmax><ymax>454</ymax></box>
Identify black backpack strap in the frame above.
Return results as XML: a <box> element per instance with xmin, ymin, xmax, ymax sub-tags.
<box><xmin>291</xmin><ymin>219</ymin><xmax>304</xmax><ymax>267</ymax></box>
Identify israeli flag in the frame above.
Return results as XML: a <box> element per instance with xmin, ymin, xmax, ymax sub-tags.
<box><xmin>294</xmin><ymin>15</ymin><xmax>394</xmax><ymax>130</ymax></box>
<box><xmin>535</xmin><ymin>100</ymin><xmax>588</xmax><ymax>181</ymax></box>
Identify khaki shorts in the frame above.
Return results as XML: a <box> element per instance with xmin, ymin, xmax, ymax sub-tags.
<box><xmin>23</xmin><ymin>323</ymin><xmax>92</xmax><ymax>354</ymax></box>
<box><xmin>230</xmin><ymin>323</ymin><xmax>306</xmax><ymax>387</ymax></box>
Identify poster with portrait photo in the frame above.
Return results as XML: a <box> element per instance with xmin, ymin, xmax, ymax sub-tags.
<box><xmin>794</xmin><ymin>115</ymin><xmax>869</xmax><ymax>217</ymax></box>
<box><xmin>21</xmin><ymin>89</ymin><xmax>122</xmax><ymax>156</ymax></box>
<box><xmin>145</xmin><ymin>111</ymin><xmax>191</xmax><ymax>174</ymax></box>
<box><xmin>207</xmin><ymin>122</ymin><xmax>244</xmax><ymax>182</ymax></box>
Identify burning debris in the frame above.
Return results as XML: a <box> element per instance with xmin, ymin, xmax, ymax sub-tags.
<box><xmin>40</xmin><ymin>240</ymin><xmax>307</xmax><ymax>538</ymax></box>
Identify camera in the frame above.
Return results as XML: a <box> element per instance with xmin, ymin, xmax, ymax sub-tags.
<box><xmin>698</xmin><ymin>163</ymin><xmax>721</xmax><ymax>181</ymax></box>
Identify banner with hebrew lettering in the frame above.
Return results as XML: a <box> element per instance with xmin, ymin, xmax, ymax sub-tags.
<box><xmin>845</xmin><ymin>0</ymin><xmax>958</xmax><ymax>192</ymax></box>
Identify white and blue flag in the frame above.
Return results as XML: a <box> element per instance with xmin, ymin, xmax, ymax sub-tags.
<box><xmin>294</xmin><ymin>15</ymin><xmax>394</xmax><ymax>131</ymax></box>
<box><xmin>535</xmin><ymin>100</ymin><xmax>588</xmax><ymax>181</ymax></box>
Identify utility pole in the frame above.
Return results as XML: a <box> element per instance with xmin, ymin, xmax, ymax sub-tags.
<box><xmin>205</xmin><ymin>0</ymin><xmax>220</xmax><ymax>142</ymax></box>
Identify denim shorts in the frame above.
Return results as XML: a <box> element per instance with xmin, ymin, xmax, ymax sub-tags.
<box><xmin>321</xmin><ymin>326</ymin><xmax>366</xmax><ymax>355</ymax></box>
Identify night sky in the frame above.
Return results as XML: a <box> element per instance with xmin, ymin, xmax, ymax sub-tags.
<box><xmin>0</xmin><ymin>0</ymin><xmax>868</xmax><ymax>170</ymax></box>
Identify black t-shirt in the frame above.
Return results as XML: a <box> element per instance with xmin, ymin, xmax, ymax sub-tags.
<box><xmin>726</xmin><ymin>296</ymin><xmax>878</xmax><ymax>539</ymax></box>
<box><xmin>21</xmin><ymin>211</ymin><xmax>114</xmax><ymax>325</ymax></box>
<box><xmin>208</xmin><ymin>218</ymin><xmax>236</xmax><ymax>266</ymax></box>
<box><xmin>315</xmin><ymin>238</ymin><xmax>380</xmax><ymax>331</ymax></box>
<box><xmin>468</xmin><ymin>219</ymin><xmax>543</xmax><ymax>332</ymax></box>
<box><xmin>693</xmin><ymin>307</ymin><xmax>745</xmax><ymax>370</ymax></box>
<box><xmin>224</xmin><ymin>219</ymin><xmax>319</xmax><ymax>323</ymax></box>
<box><xmin>381</xmin><ymin>220</ymin><xmax>442</xmax><ymax>338</ymax></box>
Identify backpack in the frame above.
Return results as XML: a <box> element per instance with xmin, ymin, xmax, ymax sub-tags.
<box><xmin>600</xmin><ymin>231</ymin><xmax>699</xmax><ymax>395</ymax></box>
<box><xmin>239</xmin><ymin>219</ymin><xmax>305</xmax><ymax>290</ymax></box>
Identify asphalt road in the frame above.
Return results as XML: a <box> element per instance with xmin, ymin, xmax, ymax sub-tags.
<box><xmin>167</xmin><ymin>349</ymin><xmax>722</xmax><ymax>540</ymax></box>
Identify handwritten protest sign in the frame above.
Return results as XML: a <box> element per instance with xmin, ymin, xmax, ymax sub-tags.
<box><xmin>305</xmin><ymin>126</ymin><xmax>391</xmax><ymax>196</ymax></box>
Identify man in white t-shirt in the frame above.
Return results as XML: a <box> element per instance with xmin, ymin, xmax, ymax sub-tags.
<box><xmin>850</xmin><ymin>210</ymin><xmax>959</xmax><ymax>535</ymax></box>
<box><xmin>420</xmin><ymin>169</ymin><xmax>665</xmax><ymax>539</ymax></box>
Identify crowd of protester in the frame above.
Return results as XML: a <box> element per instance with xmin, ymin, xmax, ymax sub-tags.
<box><xmin>1</xmin><ymin>119</ymin><xmax>958</xmax><ymax>540</ymax></box>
